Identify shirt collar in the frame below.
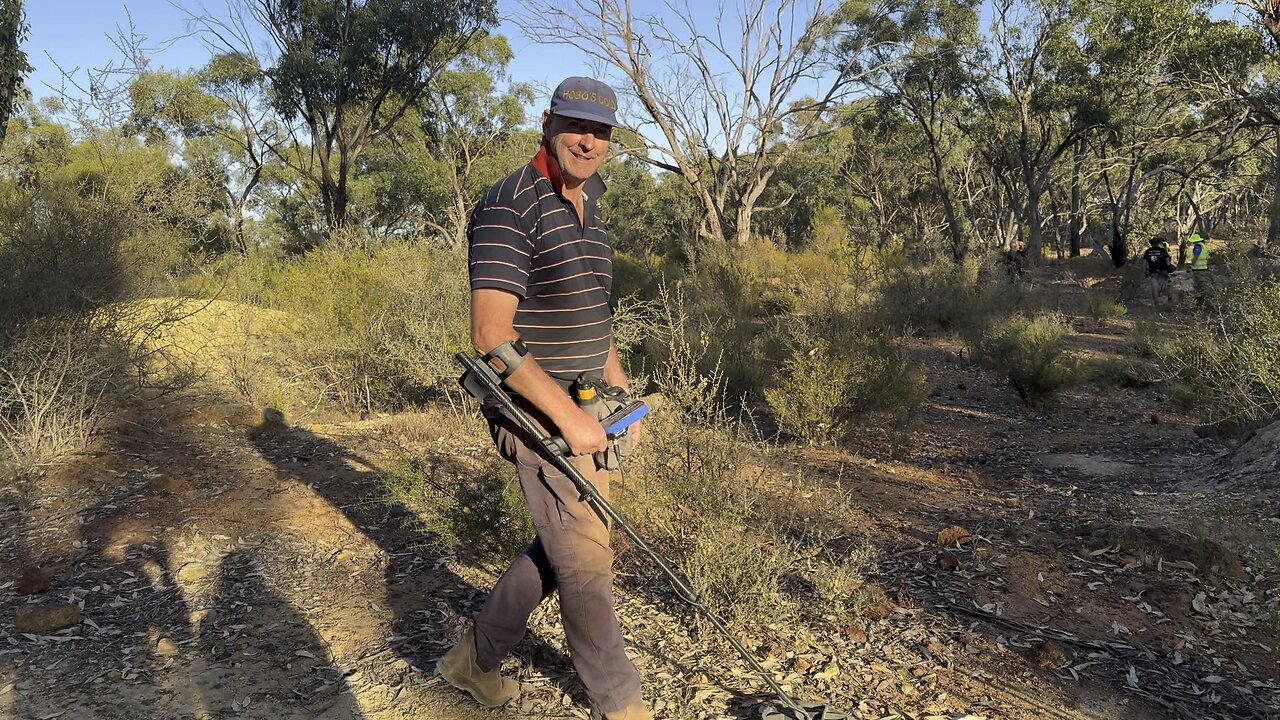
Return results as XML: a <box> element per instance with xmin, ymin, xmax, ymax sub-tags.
<box><xmin>530</xmin><ymin>140</ymin><xmax>607</xmax><ymax>201</ymax></box>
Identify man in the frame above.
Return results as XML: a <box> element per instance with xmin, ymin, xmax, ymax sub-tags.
<box><xmin>1141</xmin><ymin>236</ymin><xmax>1174</xmax><ymax>304</ymax></box>
<box><xmin>1003</xmin><ymin>240</ymin><xmax>1026</xmax><ymax>282</ymax></box>
<box><xmin>1187</xmin><ymin>232</ymin><xmax>1211</xmax><ymax>298</ymax></box>
<box><xmin>437</xmin><ymin>77</ymin><xmax>651</xmax><ymax>720</ymax></box>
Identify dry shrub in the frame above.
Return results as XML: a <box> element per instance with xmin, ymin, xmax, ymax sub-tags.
<box><xmin>679</xmin><ymin>518</ymin><xmax>796</xmax><ymax>630</ymax></box>
<box><xmin>616</xmin><ymin>284</ymin><xmax>800</xmax><ymax>629</ymax></box>
<box><xmin>810</xmin><ymin>540</ymin><xmax>880</xmax><ymax>617</ymax></box>
<box><xmin>874</xmin><ymin>258</ymin><xmax>995</xmax><ymax>336</ymax></box>
<box><xmin>0</xmin><ymin>324</ymin><xmax>113</xmax><ymax>480</ymax></box>
<box><xmin>1158</xmin><ymin>279</ymin><xmax>1280</xmax><ymax>429</ymax></box>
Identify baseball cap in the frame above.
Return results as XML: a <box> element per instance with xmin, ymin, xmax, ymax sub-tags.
<box><xmin>549</xmin><ymin>76</ymin><xmax>619</xmax><ymax>128</ymax></box>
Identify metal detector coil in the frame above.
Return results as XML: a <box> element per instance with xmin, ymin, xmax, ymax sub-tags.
<box><xmin>455</xmin><ymin>352</ymin><xmax>849</xmax><ymax>720</ymax></box>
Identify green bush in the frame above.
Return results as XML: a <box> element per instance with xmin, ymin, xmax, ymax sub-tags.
<box><xmin>1087</xmin><ymin>292</ymin><xmax>1128</xmax><ymax>324</ymax></box>
<box><xmin>765</xmin><ymin>331</ymin><xmax>927</xmax><ymax>445</ymax></box>
<box><xmin>874</xmin><ymin>258</ymin><xmax>998</xmax><ymax>336</ymax></box>
<box><xmin>379</xmin><ymin>454</ymin><xmax>533</xmax><ymax>565</ymax></box>
<box><xmin>977</xmin><ymin>313</ymin><xmax>1080</xmax><ymax>403</ymax></box>
<box><xmin>1086</xmin><ymin>356</ymin><xmax>1156</xmax><ymax>389</ymax></box>
<box><xmin>1158</xmin><ymin>280</ymin><xmax>1280</xmax><ymax>428</ymax></box>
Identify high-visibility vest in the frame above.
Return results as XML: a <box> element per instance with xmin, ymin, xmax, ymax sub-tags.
<box><xmin>1190</xmin><ymin>239</ymin><xmax>1209</xmax><ymax>271</ymax></box>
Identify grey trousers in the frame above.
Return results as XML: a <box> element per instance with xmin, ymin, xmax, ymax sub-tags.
<box><xmin>472</xmin><ymin>406</ymin><xmax>642</xmax><ymax>713</ymax></box>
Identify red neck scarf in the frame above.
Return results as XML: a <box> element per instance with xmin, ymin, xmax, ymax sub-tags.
<box><xmin>530</xmin><ymin>140</ymin><xmax>567</xmax><ymax>197</ymax></box>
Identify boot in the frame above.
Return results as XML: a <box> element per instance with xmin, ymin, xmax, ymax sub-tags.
<box><xmin>437</xmin><ymin>626</ymin><xmax>520</xmax><ymax>707</ymax></box>
<box><xmin>591</xmin><ymin>699</ymin><xmax>654</xmax><ymax>720</ymax></box>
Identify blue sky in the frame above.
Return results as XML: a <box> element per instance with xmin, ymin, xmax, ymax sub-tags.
<box><xmin>23</xmin><ymin>0</ymin><xmax>601</xmax><ymax>106</ymax></box>
<box><xmin>23</xmin><ymin>1</ymin><xmax>1258</xmax><ymax>109</ymax></box>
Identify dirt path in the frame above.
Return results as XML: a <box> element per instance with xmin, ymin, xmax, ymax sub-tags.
<box><xmin>0</xmin><ymin>397</ymin><xmax>518</xmax><ymax>720</ymax></box>
<box><xmin>2</xmin><ymin>295</ymin><xmax>1278</xmax><ymax>719</ymax></box>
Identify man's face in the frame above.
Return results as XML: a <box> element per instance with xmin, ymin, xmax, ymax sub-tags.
<box><xmin>543</xmin><ymin>111</ymin><xmax>613</xmax><ymax>185</ymax></box>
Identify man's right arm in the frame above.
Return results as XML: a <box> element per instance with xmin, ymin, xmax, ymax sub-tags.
<box><xmin>471</xmin><ymin>288</ymin><xmax>608</xmax><ymax>457</ymax></box>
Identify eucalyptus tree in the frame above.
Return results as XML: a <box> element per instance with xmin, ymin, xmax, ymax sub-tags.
<box><xmin>128</xmin><ymin>56</ymin><xmax>286</xmax><ymax>255</ymax></box>
<box><xmin>397</xmin><ymin>35</ymin><xmax>534</xmax><ymax>247</ymax></box>
<box><xmin>962</xmin><ymin>0</ymin><xmax>1104</xmax><ymax>263</ymax></box>
<box><xmin>1081</xmin><ymin>0</ymin><xmax>1266</xmax><ymax>261</ymax></box>
<box><xmin>0</xmin><ymin>0</ymin><xmax>30</xmax><ymax>149</ymax></box>
<box><xmin>511</xmin><ymin>0</ymin><xmax>911</xmax><ymax>249</ymax></box>
<box><xmin>759</xmin><ymin>100</ymin><xmax>926</xmax><ymax>253</ymax></box>
<box><xmin>1237</xmin><ymin>1</ymin><xmax>1280</xmax><ymax>246</ymax></box>
<box><xmin>204</xmin><ymin>0</ymin><xmax>497</xmax><ymax>234</ymax></box>
<box><xmin>861</xmin><ymin>0</ymin><xmax>980</xmax><ymax>262</ymax></box>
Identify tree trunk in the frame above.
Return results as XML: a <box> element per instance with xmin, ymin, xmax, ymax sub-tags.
<box><xmin>925</xmin><ymin>144</ymin><xmax>965</xmax><ymax>264</ymax></box>
<box><xmin>734</xmin><ymin>204</ymin><xmax>754</xmax><ymax>248</ymax></box>
<box><xmin>1025</xmin><ymin>182</ymin><xmax>1043</xmax><ymax>262</ymax></box>
<box><xmin>1069</xmin><ymin>138</ymin><xmax>1083</xmax><ymax>257</ymax></box>
<box><xmin>1109</xmin><ymin>217</ymin><xmax>1126</xmax><ymax>268</ymax></box>
<box><xmin>321</xmin><ymin>177</ymin><xmax>349</xmax><ymax>232</ymax></box>
<box><xmin>1267</xmin><ymin>131</ymin><xmax>1280</xmax><ymax>250</ymax></box>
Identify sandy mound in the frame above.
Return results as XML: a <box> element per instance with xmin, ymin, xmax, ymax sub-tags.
<box><xmin>121</xmin><ymin>297</ymin><xmax>300</xmax><ymax>396</ymax></box>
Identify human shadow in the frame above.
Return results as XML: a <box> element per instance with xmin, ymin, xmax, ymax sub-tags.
<box><xmin>245</xmin><ymin>411</ymin><xmax>596</xmax><ymax>710</ymax></box>
<box><xmin>198</xmin><ymin>547</ymin><xmax>367</xmax><ymax>718</ymax></box>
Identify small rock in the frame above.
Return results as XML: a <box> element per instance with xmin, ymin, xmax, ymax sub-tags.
<box><xmin>936</xmin><ymin>525</ymin><xmax>972</xmax><ymax>547</ymax></box>
<box><xmin>140</xmin><ymin>559</ymin><xmax>167</xmax><ymax>587</ymax></box>
<box><xmin>840</xmin><ymin>626</ymin><xmax>868</xmax><ymax>644</ymax></box>
<box><xmin>334</xmin><ymin>550</ymin><xmax>356</xmax><ymax>564</ymax></box>
<box><xmin>262</xmin><ymin>407</ymin><xmax>288</xmax><ymax>429</ymax></box>
<box><xmin>107</xmin><ymin>669</ymin><xmax>123</xmax><ymax>682</ymax></box>
<box><xmin>1027</xmin><ymin>640</ymin><xmax>1069</xmax><ymax>668</ymax></box>
<box><xmin>14</xmin><ymin>603</ymin><xmax>81</xmax><ymax>634</ymax></box>
<box><xmin>189</xmin><ymin>609</ymin><xmax>216</xmax><ymax>629</ymax></box>
<box><xmin>154</xmin><ymin>637</ymin><xmax>180</xmax><ymax>657</ymax></box>
<box><xmin>1194</xmin><ymin>424</ymin><xmax>1220</xmax><ymax>439</ymax></box>
<box><xmin>16</xmin><ymin>567</ymin><xmax>51</xmax><ymax>595</ymax></box>
<box><xmin>1150</xmin><ymin>414</ymin><xmax>1160</xmax><ymax>424</ymax></box>
<box><xmin>936</xmin><ymin>551</ymin><xmax>960</xmax><ymax>571</ymax></box>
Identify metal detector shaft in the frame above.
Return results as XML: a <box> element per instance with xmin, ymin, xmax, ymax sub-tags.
<box><xmin>456</xmin><ymin>352</ymin><xmax>810</xmax><ymax>717</ymax></box>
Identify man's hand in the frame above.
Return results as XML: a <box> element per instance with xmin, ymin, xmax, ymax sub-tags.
<box><xmin>560</xmin><ymin>406</ymin><xmax>609</xmax><ymax>456</ymax></box>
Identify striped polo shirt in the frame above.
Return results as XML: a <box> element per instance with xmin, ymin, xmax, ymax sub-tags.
<box><xmin>467</xmin><ymin>143</ymin><xmax>614</xmax><ymax>381</ymax></box>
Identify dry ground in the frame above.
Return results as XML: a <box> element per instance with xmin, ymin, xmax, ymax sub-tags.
<box><xmin>2</xmin><ymin>281</ymin><xmax>1278</xmax><ymax>720</ymax></box>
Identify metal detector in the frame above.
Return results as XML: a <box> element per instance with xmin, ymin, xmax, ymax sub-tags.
<box><xmin>457</xmin><ymin>352</ymin><xmax>849</xmax><ymax>720</ymax></box>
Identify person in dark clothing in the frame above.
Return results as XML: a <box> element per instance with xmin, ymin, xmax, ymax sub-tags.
<box><xmin>1142</xmin><ymin>236</ymin><xmax>1174</xmax><ymax>304</ymax></box>
<box><xmin>1003</xmin><ymin>240</ymin><xmax>1026</xmax><ymax>282</ymax></box>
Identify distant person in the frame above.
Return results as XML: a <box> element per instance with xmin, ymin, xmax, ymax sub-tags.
<box><xmin>1141</xmin><ymin>236</ymin><xmax>1174</xmax><ymax>304</ymax></box>
<box><xmin>1003</xmin><ymin>240</ymin><xmax>1026</xmax><ymax>282</ymax></box>
<box><xmin>436</xmin><ymin>77</ymin><xmax>651</xmax><ymax>720</ymax></box>
<box><xmin>1187</xmin><ymin>232</ymin><xmax>1210</xmax><ymax>297</ymax></box>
